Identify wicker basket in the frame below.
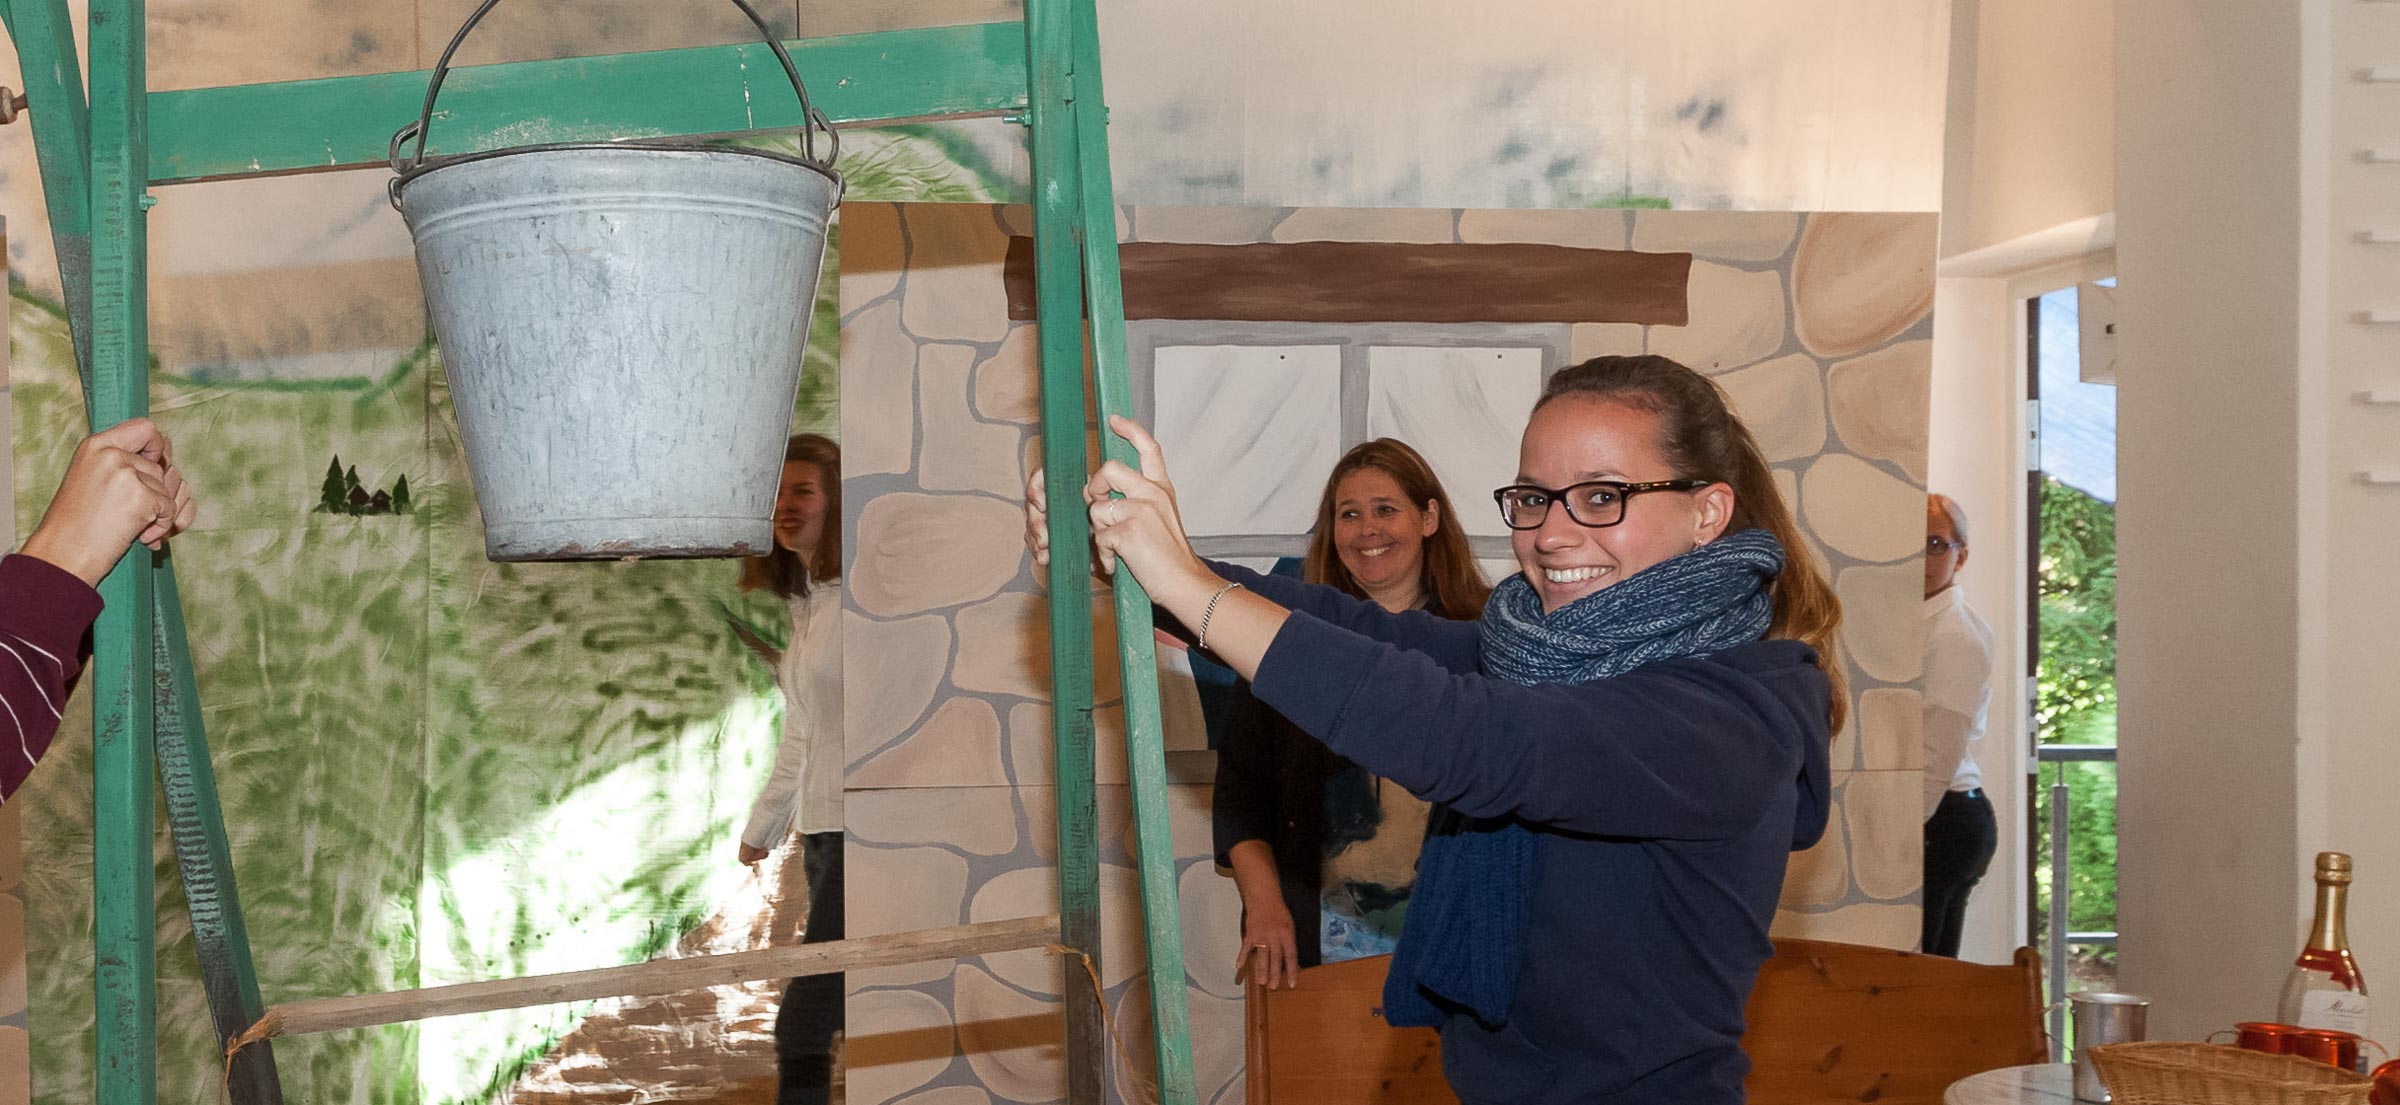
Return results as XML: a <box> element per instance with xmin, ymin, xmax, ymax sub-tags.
<box><xmin>2090</xmin><ymin>1042</ymin><xmax>2371</xmax><ymax>1105</ymax></box>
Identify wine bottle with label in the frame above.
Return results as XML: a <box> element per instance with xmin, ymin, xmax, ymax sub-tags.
<box><xmin>2278</xmin><ymin>851</ymin><xmax>2371</xmax><ymax>1046</ymax></box>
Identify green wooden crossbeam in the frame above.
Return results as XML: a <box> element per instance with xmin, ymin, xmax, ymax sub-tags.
<box><xmin>144</xmin><ymin>21</ymin><xmax>1029</xmax><ymax>185</ymax></box>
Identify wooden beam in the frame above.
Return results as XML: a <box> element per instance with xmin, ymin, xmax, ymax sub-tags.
<box><xmin>145</xmin><ymin>22</ymin><xmax>1030</xmax><ymax>185</ymax></box>
<box><xmin>1005</xmin><ymin>239</ymin><xmax>1696</xmax><ymax>326</ymax></box>
<box><xmin>89</xmin><ymin>0</ymin><xmax>162</xmax><ymax>1100</ymax></box>
<box><xmin>1020</xmin><ymin>2</ymin><xmax>1110</xmax><ymax>1100</ymax></box>
<box><xmin>1066</xmin><ymin>0</ymin><xmax>1198</xmax><ymax>1097</ymax></box>
<box><xmin>0</xmin><ymin>0</ymin><xmax>97</xmax><ymax>380</ymax></box>
<box><xmin>153</xmin><ymin>562</ymin><xmax>283</xmax><ymax>1102</ymax></box>
<box><xmin>252</xmin><ymin>915</ymin><xmax>1063</xmax><ymax>1038</ymax></box>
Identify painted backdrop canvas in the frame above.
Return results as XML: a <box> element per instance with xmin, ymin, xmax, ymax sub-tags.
<box><xmin>836</xmin><ymin>203</ymin><xmax>1937</xmax><ymax>1105</ymax></box>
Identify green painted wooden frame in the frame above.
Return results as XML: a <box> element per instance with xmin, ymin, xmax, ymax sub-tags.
<box><xmin>85</xmin><ymin>1</ymin><xmax>161</xmax><ymax>1101</ymax></box>
<box><xmin>144</xmin><ymin>22</ymin><xmax>1030</xmax><ymax>185</ymax></box>
<box><xmin>0</xmin><ymin>0</ymin><xmax>93</xmax><ymax>365</ymax></box>
<box><xmin>1020</xmin><ymin>0</ymin><xmax>1111</xmax><ymax>1097</ymax></box>
<box><xmin>5</xmin><ymin>2</ymin><xmax>1193</xmax><ymax>1101</ymax></box>
<box><xmin>1067</xmin><ymin>0</ymin><xmax>1199</xmax><ymax>1096</ymax></box>
<box><xmin>0</xmin><ymin>1</ymin><xmax>287</xmax><ymax>1097</ymax></box>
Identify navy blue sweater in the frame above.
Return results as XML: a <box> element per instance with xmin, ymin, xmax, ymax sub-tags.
<box><xmin>1220</xmin><ymin>563</ymin><xmax>1833</xmax><ymax>1105</ymax></box>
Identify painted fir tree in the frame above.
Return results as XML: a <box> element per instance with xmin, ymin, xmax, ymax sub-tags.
<box><xmin>318</xmin><ymin>457</ymin><xmax>347</xmax><ymax>514</ymax></box>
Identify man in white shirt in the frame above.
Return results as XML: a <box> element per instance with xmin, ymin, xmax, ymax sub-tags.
<box><xmin>1922</xmin><ymin>493</ymin><xmax>1999</xmax><ymax>958</ymax></box>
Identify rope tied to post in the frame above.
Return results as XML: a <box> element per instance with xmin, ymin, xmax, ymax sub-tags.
<box><xmin>219</xmin><ymin>1007</ymin><xmax>281</xmax><ymax>1103</ymax></box>
<box><xmin>1047</xmin><ymin>942</ymin><xmax>1160</xmax><ymax>1105</ymax></box>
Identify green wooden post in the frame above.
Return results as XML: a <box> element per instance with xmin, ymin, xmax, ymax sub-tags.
<box><xmin>87</xmin><ymin>0</ymin><xmax>160</xmax><ymax>1100</ymax></box>
<box><xmin>4</xmin><ymin>7</ymin><xmax>277</xmax><ymax>1099</ymax></box>
<box><xmin>1023</xmin><ymin>1</ymin><xmax>1109</xmax><ymax>1100</ymax></box>
<box><xmin>154</xmin><ymin>562</ymin><xmax>283</xmax><ymax>1102</ymax></box>
<box><xmin>1065</xmin><ymin>0</ymin><xmax>1198</xmax><ymax>1100</ymax></box>
<box><xmin>0</xmin><ymin>0</ymin><xmax>96</xmax><ymax>374</ymax></box>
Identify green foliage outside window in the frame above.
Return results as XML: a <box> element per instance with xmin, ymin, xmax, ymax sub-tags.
<box><xmin>2037</xmin><ymin>477</ymin><xmax>2117</xmax><ymax>736</ymax></box>
<box><xmin>2033</xmin><ymin>476</ymin><xmax>2120</xmax><ymax>941</ymax></box>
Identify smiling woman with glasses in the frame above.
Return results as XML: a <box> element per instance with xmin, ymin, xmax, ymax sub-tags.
<box><xmin>1025</xmin><ymin>354</ymin><xmax>1843</xmax><ymax>1104</ymax></box>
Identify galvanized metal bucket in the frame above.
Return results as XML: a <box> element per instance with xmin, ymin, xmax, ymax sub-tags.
<box><xmin>389</xmin><ymin>0</ymin><xmax>841</xmax><ymax>561</ymax></box>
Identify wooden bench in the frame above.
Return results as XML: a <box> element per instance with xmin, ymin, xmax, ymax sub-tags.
<box><xmin>1244</xmin><ymin>941</ymin><xmax>2049</xmax><ymax>1104</ymax></box>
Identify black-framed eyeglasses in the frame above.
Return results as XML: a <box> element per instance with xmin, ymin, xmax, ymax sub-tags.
<box><xmin>1492</xmin><ymin>479</ymin><xmax>1711</xmax><ymax>530</ymax></box>
<box><xmin>1926</xmin><ymin>535</ymin><xmax>1966</xmax><ymax>555</ymax></box>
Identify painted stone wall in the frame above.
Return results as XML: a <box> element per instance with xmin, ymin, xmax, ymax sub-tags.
<box><xmin>838</xmin><ymin>203</ymin><xmax>1936</xmax><ymax>1105</ymax></box>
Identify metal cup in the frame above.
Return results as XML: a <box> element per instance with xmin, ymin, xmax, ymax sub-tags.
<box><xmin>2233</xmin><ymin>1021</ymin><xmax>2304</xmax><ymax>1054</ymax></box>
<box><xmin>2287</xmin><ymin>1028</ymin><xmax>2364</xmax><ymax>1070</ymax></box>
<box><xmin>2070</xmin><ymin>991</ymin><xmax>2151</xmax><ymax>1103</ymax></box>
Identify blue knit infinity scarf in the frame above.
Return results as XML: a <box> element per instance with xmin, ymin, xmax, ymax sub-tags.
<box><xmin>1382</xmin><ymin>527</ymin><xmax>1786</xmax><ymax>1029</ymax></box>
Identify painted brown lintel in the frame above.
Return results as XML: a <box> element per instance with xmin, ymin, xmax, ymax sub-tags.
<box><xmin>1003</xmin><ymin>237</ymin><xmax>1691</xmax><ymax>325</ymax></box>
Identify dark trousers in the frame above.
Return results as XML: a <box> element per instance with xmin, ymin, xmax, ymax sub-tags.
<box><xmin>776</xmin><ymin>831</ymin><xmax>846</xmax><ymax>1105</ymax></box>
<box><xmin>1921</xmin><ymin>788</ymin><xmax>1998</xmax><ymax>958</ymax></box>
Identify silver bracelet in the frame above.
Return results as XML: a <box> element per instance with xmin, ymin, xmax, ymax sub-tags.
<box><xmin>1197</xmin><ymin>581</ymin><xmax>1245</xmax><ymax>651</ymax></box>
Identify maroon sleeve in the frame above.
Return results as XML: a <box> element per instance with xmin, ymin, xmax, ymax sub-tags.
<box><xmin>0</xmin><ymin>554</ymin><xmax>103</xmax><ymax>801</ymax></box>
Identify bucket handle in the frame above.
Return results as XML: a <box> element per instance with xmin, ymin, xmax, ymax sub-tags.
<box><xmin>388</xmin><ymin>0</ymin><xmax>838</xmax><ymax>178</ymax></box>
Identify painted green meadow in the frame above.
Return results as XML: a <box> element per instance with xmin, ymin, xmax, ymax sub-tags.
<box><xmin>10</xmin><ymin>124</ymin><xmax>1014</xmax><ymax>1104</ymax></box>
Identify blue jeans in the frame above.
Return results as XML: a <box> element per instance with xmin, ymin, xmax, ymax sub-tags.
<box><xmin>776</xmin><ymin>831</ymin><xmax>844</xmax><ymax>1105</ymax></box>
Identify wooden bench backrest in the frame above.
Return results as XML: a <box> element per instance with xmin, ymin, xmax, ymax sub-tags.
<box><xmin>1244</xmin><ymin>955</ymin><xmax>1453</xmax><ymax>1105</ymax></box>
<box><xmin>1741</xmin><ymin>939</ymin><xmax>2049</xmax><ymax>1105</ymax></box>
<box><xmin>1244</xmin><ymin>942</ymin><xmax>2047</xmax><ymax>1105</ymax></box>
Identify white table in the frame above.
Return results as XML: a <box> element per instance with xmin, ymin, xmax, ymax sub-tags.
<box><xmin>1945</xmin><ymin>1063</ymin><xmax>2078</xmax><ymax>1105</ymax></box>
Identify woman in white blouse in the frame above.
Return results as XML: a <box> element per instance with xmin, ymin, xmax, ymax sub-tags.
<box><xmin>737</xmin><ymin>434</ymin><xmax>845</xmax><ymax>1105</ymax></box>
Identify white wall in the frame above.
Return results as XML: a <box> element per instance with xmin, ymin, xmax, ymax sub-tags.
<box><xmin>1926</xmin><ymin>275</ymin><xmax>2029</xmax><ymax>966</ymax></box>
<box><xmin>1935</xmin><ymin>0</ymin><xmax>2119</xmax><ymax>967</ymax></box>
<box><xmin>2114</xmin><ymin>0</ymin><xmax>2308</xmax><ymax>1044</ymax></box>
<box><xmin>2117</xmin><ymin>0</ymin><xmax>2399</xmax><ymax>1048</ymax></box>
<box><xmin>1943</xmin><ymin>0</ymin><xmax>2116</xmax><ymax>259</ymax></box>
<box><xmin>2304</xmin><ymin>0</ymin><xmax>2399</xmax><ymax>1051</ymax></box>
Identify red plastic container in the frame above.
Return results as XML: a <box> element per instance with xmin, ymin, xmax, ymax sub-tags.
<box><xmin>2369</xmin><ymin>1058</ymin><xmax>2400</xmax><ymax>1105</ymax></box>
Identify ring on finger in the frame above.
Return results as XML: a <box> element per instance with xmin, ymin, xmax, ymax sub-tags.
<box><xmin>1107</xmin><ymin>502</ymin><xmax>1123</xmax><ymax>526</ymax></box>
